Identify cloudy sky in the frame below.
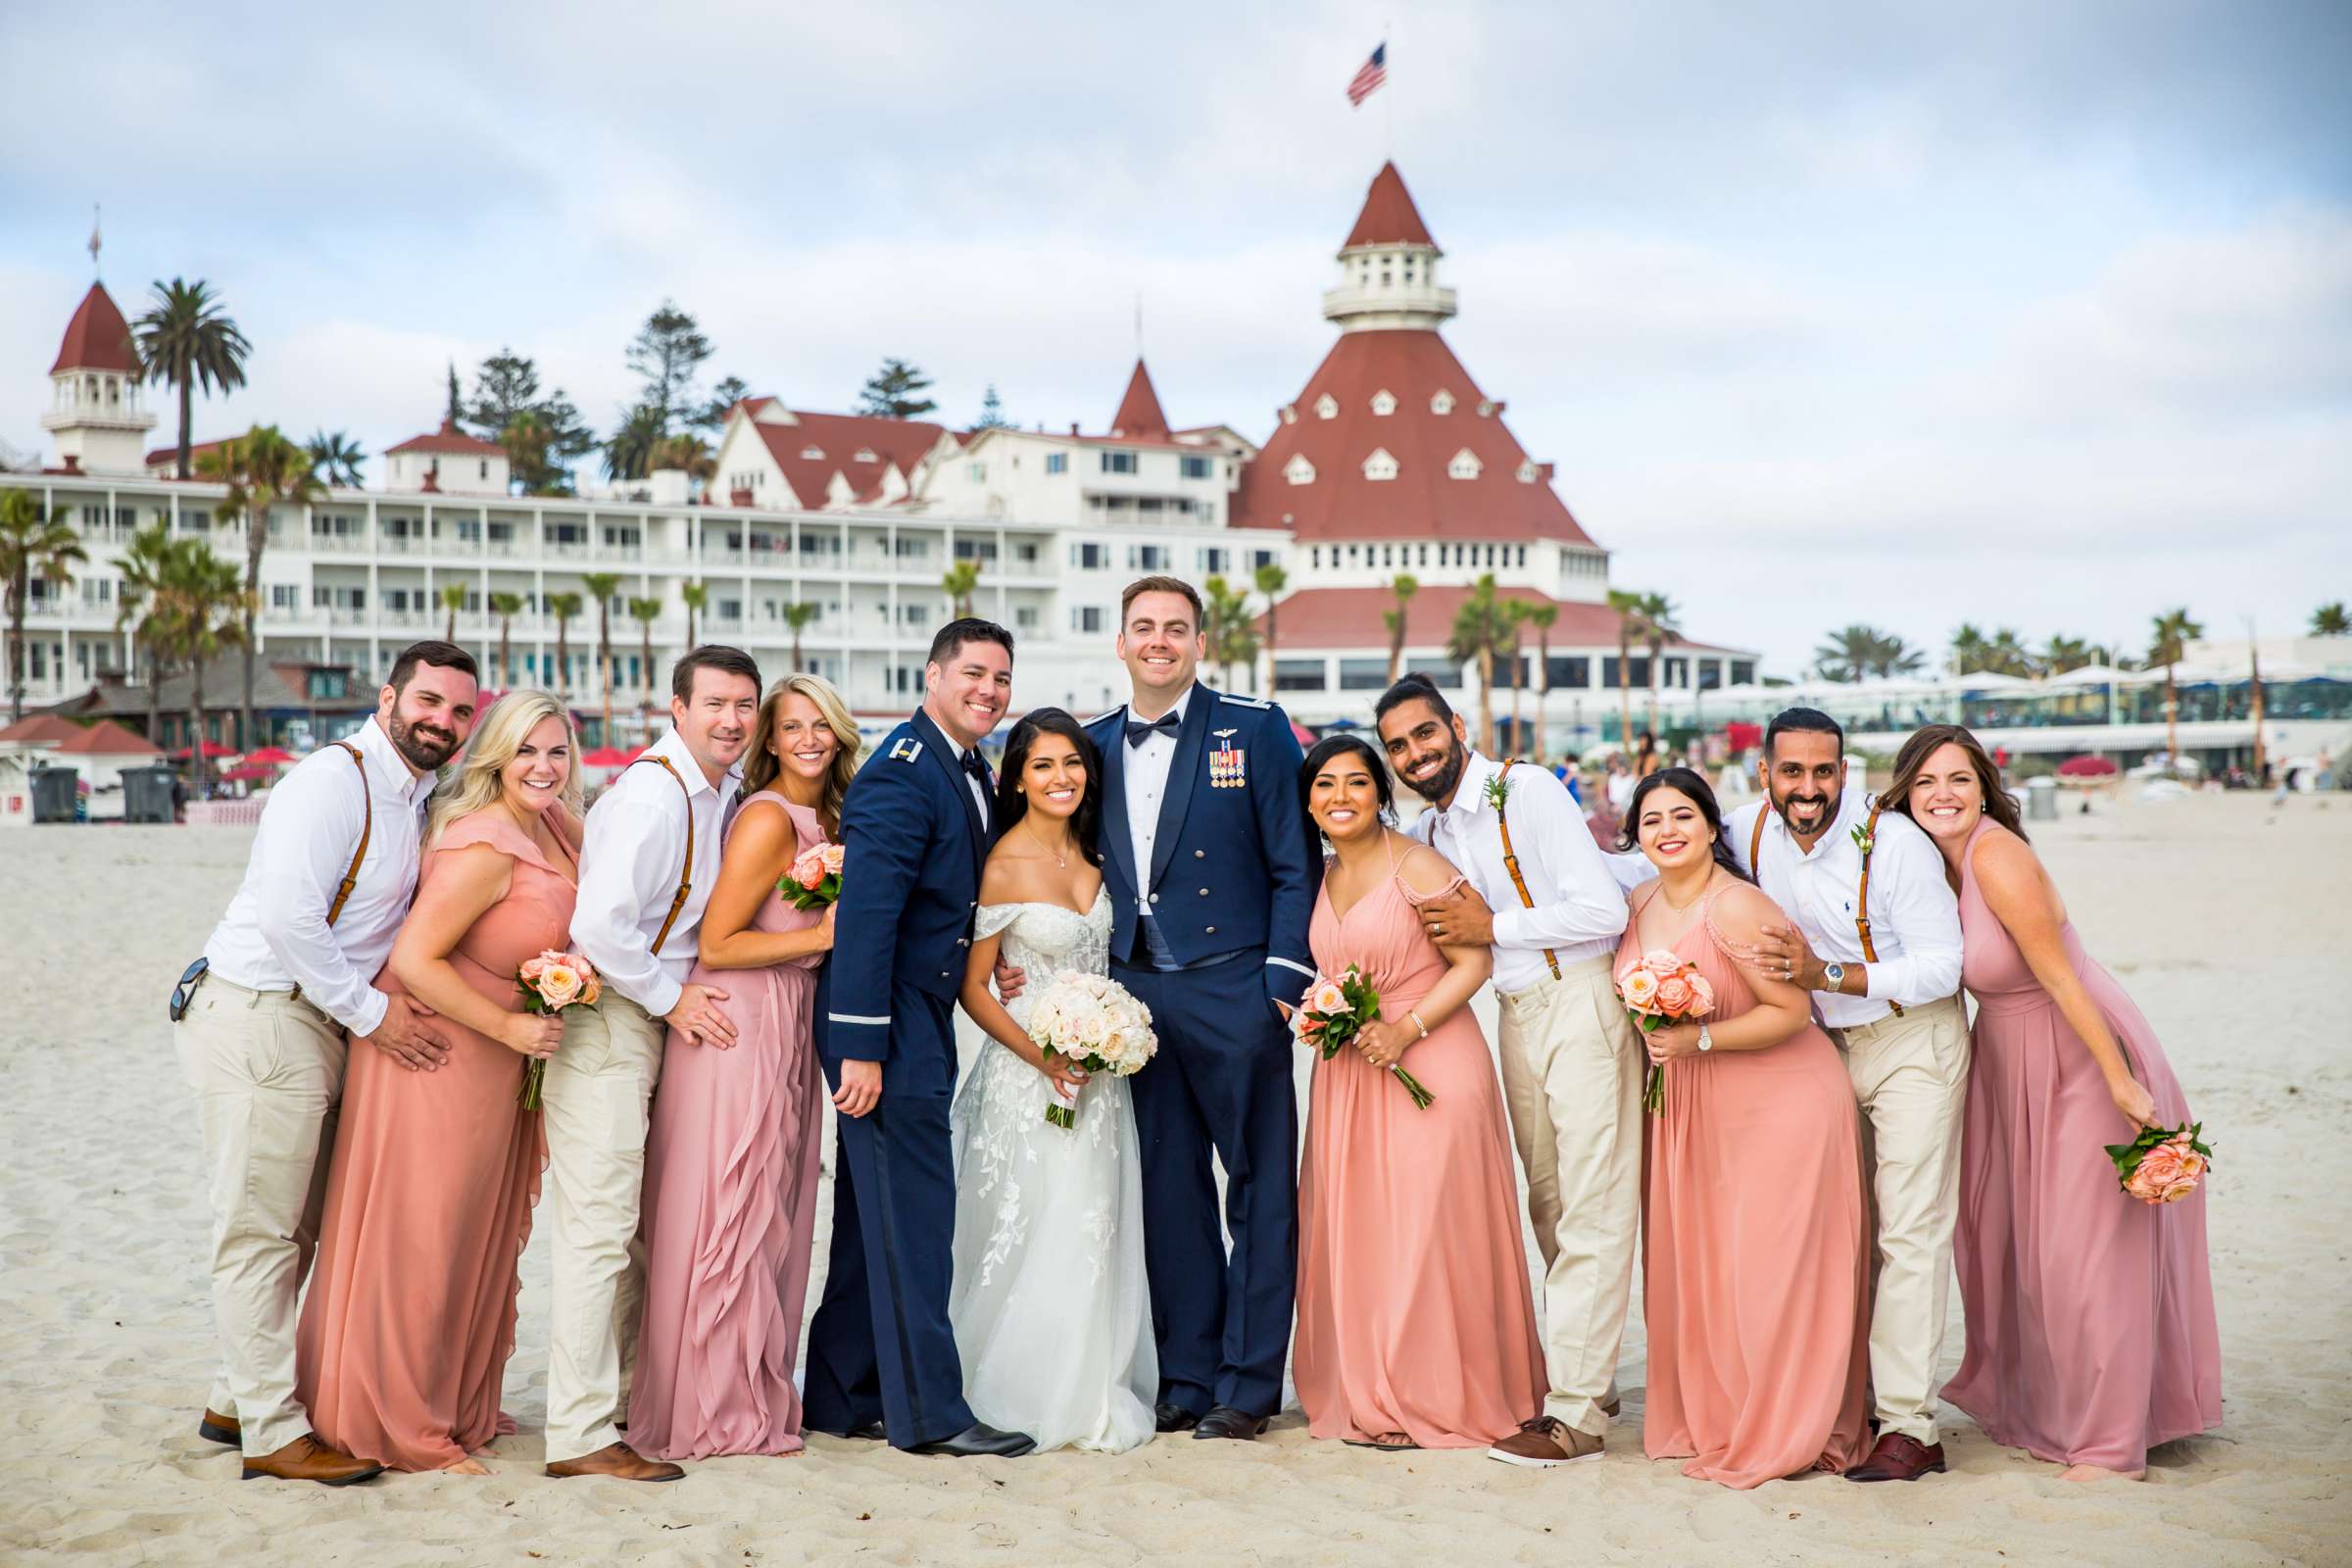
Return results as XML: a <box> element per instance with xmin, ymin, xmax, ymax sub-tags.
<box><xmin>3</xmin><ymin>0</ymin><xmax>2346</xmax><ymax>673</ymax></box>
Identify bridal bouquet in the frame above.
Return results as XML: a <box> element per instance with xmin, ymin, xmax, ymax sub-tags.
<box><xmin>514</xmin><ymin>950</ymin><xmax>601</xmax><ymax>1110</ymax></box>
<box><xmin>779</xmin><ymin>840</ymin><xmax>845</xmax><ymax>909</ymax></box>
<box><xmin>1618</xmin><ymin>950</ymin><xmax>1716</xmax><ymax>1114</ymax></box>
<box><xmin>2107</xmin><ymin>1122</ymin><xmax>2213</xmax><ymax>1204</ymax></box>
<box><xmin>1026</xmin><ymin>970</ymin><xmax>1156</xmax><ymax>1129</ymax></box>
<box><xmin>1294</xmin><ymin>966</ymin><xmax>1434</xmax><ymax>1108</ymax></box>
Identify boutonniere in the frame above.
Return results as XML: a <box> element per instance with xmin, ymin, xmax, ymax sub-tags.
<box><xmin>1849</xmin><ymin>822</ymin><xmax>1875</xmax><ymax>856</ymax></box>
<box><xmin>1483</xmin><ymin>773</ymin><xmax>1511</xmax><ymax>811</ymax></box>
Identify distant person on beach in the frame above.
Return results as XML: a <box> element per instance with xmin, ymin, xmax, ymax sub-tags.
<box><xmin>172</xmin><ymin>640</ymin><xmax>479</xmax><ymax>1486</ymax></box>
<box><xmin>1884</xmin><ymin>725</ymin><xmax>2221</xmax><ymax>1481</ymax></box>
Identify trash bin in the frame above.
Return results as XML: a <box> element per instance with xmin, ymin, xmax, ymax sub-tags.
<box><xmin>2025</xmin><ymin>775</ymin><xmax>2059</xmax><ymax>821</ymax></box>
<box><xmin>122</xmin><ymin>763</ymin><xmax>178</xmax><ymax>824</ymax></box>
<box><xmin>29</xmin><ymin>765</ymin><xmax>78</xmax><ymax>824</ymax></box>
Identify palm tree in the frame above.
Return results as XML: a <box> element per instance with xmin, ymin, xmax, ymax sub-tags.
<box><xmin>1812</xmin><ymin>624</ymin><xmax>1878</xmax><ymax>683</ymax></box>
<box><xmin>1201</xmin><ymin>575</ymin><xmax>1259</xmax><ymax>688</ymax></box>
<box><xmin>941</xmin><ymin>561</ymin><xmax>982</xmax><ymax>617</ymax></box>
<box><xmin>0</xmin><ymin>489</ymin><xmax>87</xmax><ymax>721</ymax></box>
<box><xmin>1446</xmin><ymin>574</ymin><xmax>1512</xmax><ymax>756</ymax></box>
<box><xmin>603</xmin><ymin>403</ymin><xmax>665</xmax><ymax>482</ymax></box>
<box><xmin>1607</xmin><ymin>588</ymin><xmax>1654</xmax><ymax>747</ymax></box>
<box><xmin>650</xmin><ymin>432</ymin><xmax>717</xmax><ymax>485</ymax></box>
<box><xmin>1637</xmin><ymin>591</ymin><xmax>1679</xmax><ymax>738</ymax></box>
<box><xmin>1253</xmin><ymin>562</ymin><xmax>1289</xmax><ymax>674</ymax></box>
<box><xmin>1524</xmin><ymin>601</ymin><xmax>1558</xmax><ymax>762</ymax></box>
<box><xmin>305</xmin><ymin>430</ymin><xmax>367</xmax><ymax>488</ymax></box>
<box><xmin>500</xmin><ymin>411</ymin><xmax>550</xmax><ymax>497</ymax></box>
<box><xmin>1950</xmin><ymin>622</ymin><xmax>1990</xmax><ymax>676</ymax></box>
<box><xmin>199</xmin><ymin>425</ymin><xmax>323</xmax><ymax>749</ymax></box>
<box><xmin>2040</xmin><ymin>634</ymin><xmax>2096</xmax><ymax>675</ymax></box>
<box><xmin>438</xmin><ymin>582</ymin><xmax>468</xmax><ymax>643</ymax></box>
<box><xmin>581</xmin><ymin>571</ymin><xmax>622</xmax><ymax>738</ymax></box>
<box><xmin>781</xmin><ymin>602</ymin><xmax>819</xmax><ymax>672</ymax></box>
<box><xmin>1863</xmin><ymin>632</ymin><xmax>1926</xmax><ymax>679</ymax></box>
<box><xmin>134</xmin><ymin>278</ymin><xmax>250</xmax><ymax>480</ymax></box>
<box><xmin>489</xmin><ymin>592</ymin><xmax>525</xmax><ymax>687</ymax></box>
<box><xmin>160</xmin><ymin>538</ymin><xmax>249</xmax><ymax>769</ymax></box>
<box><xmin>2313</xmin><ymin>602</ymin><xmax>2350</xmax><ymax>637</ymax></box>
<box><xmin>1984</xmin><ymin>627</ymin><xmax>2034</xmax><ymax>678</ymax></box>
<box><xmin>1383</xmin><ymin>573</ymin><xmax>1419</xmax><ymax>684</ymax></box>
<box><xmin>114</xmin><ymin>520</ymin><xmax>177</xmax><ymax>739</ymax></box>
<box><xmin>628</xmin><ymin>597</ymin><xmax>663</xmax><ymax>711</ymax></box>
<box><xmin>2148</xmin><ymin>608</ymin><xmax>2206</xmax><ymax>767</ymax></box>
<box><xmin>545</xmin><ymin>590</ymin><xmax>583</xmax><ymax>700</ymax></box>
<box><xmin>1500</xmin><ymin>600</ymin><xmax>1533</xmax><ymax>757</ymax></box>
<box><xmin>678</xmin><ymin>581</ymin><xmax>709</xmax><ymax>648</ymax></box>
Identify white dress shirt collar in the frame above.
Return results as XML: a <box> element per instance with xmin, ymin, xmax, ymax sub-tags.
<box><xmin>350</xmin><ymin>715</ymin><xmax>436</xmax><ymax>808</ymax></box>
<box><xmin>1129</xmin><ymin>682</ymin><xmax>1196</xmax><ymax>728</ymax></box>
<box><xmin>1435</xmin><ymin>749</ymin><xmax>1500</xmax><ymax>823</ymax></box>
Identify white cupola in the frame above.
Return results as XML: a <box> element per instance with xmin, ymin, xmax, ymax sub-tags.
<box><xmin>1320</xmin><ymin>161</ymin><xmax>1458</xmax><ymax>334</ymax></box>
<box><xmin>42</xmin><ymin>281</ymin><xmax>156</xmax><ymax>475</ymax></box>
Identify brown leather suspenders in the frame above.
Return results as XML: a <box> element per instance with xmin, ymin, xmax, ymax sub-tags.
<box><xmin>1750</xmin><ymin>798</ymin><xmax>1901</xmax><ymax>1016</ymax></box>
<box><xmin>629</xmin><ymin>754</ymin><xmax>695</xmax><ymax>955</ymax></box>
<box><xmin>324</xmin><ymin>741</ymin><xmax>372</xmax><ymax>927</ymax></box>
<box><xmin>1492</xmin><ymin>760</ymin><xmax>1562</xmax><ymax>981</ymax></box>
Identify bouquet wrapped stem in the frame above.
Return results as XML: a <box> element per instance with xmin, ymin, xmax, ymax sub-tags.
<box><xmin>1615</xmin><ymin>950</ymin><xmax>1716</xmax><ymax>1116</ymax></box>
<box><xmin>1026</xmin><ymin>970</ymin><xmax>1157</xmax><ymax>1130</ymax></box>
<box><xmin>514</xmin><ymin>950</ymin><xmax>601</xmax><ymax>1110</ymax></box>
<box><xmin>1294</xmin><ymin>966</ymin><xmax>1433</xmax><ymax>1108</ymax></box>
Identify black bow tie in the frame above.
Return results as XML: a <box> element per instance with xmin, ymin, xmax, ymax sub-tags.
<box><xmin>959</xmin><ymin>749</ymin><xmax>989</xmax><ymax>784</ymax></box>
<box><xmin>1126</xmin><ymin>711</ymin><xmax>1182</xmax><ymax>747</ymax></box>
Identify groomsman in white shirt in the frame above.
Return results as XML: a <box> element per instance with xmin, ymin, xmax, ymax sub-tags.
<box><xmin>174</xmin><ymin>640</ymin><xmax>478</xmax><ymax>1484</ymax></box>
<box><xmin>1375</xmin><ymin>677</ymin><xmax>1638</xmax><ymax>1469</ymax></box>
<box><xmin>552</xmin><ymin>646</ymin><xmax>759</xmax><ymax>1482</ymax></box>
<box><xmin>1730</xmin><ymin>707</ymin><xmax>1967</xmax><ymax>1484</ymax></box>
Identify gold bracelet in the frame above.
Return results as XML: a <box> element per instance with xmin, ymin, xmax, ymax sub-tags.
<box><xmin>1408</xmin><ymin>1009</ymin><xmax>1429</xmax><ymax>1039</ymax></box>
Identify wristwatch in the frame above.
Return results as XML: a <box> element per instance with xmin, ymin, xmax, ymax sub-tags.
<box><xmin>1823</xmin><ymin>962</ymin><xmax>1846</xmax><ymax>991</ymax></box>
<box><xmin>1696</xmin><ymin>1023</ymin><xmax>1713</xmax><ymax>1054</ymax></box>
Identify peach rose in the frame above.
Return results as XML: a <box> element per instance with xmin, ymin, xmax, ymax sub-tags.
<box><xmin>519</xmin><ymin>954</ymin><xmax>551</xmax><ymax>985</ymax></box>
<box><xmin>797</xmin><ymin>862</ymin><xmax>827</xmax><ymax>890</ymax></box>
<box><xmin>1686</xmin><ymin>973</ymin><xmax>1716</xmax><ymax>1013</ymax></box>
<box><xmin>536</xmin><ymin>962</ymin><xmax>584</xmax><ymax>1009</ymax></box>
<box><xmin>1620</xmin><ymin>967</ymin><xmax>1660</xmax><ymax>1012</ymax></box>
<box><xmin>820</xmin><ymin>844</ymin><xmax>845</xmax><ymax>875</ymax></box>
<box><xmin>1309</xmin><ymin>980</ymin><xmax>1348</xmax><ymax>1015</ymax></box>
<box><xmin>2124</xmin><ymin>1142</ymin><xmax>2203</xmax><ymax>1203</ymax></box>
<box><xmin>1654</xmin><ymin>973</ymin><xmax>1696</xmax><ymax>1015</ymax></box>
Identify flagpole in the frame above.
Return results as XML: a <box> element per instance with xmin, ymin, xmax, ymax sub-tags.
<box><xmin>1384</xmin><ymin>23</ymin><xmax>1395</xmax><ymax>161</ymax></box>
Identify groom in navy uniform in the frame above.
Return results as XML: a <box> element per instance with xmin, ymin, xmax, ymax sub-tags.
<box><xmin>1085</xmin><ymin>575</ymin><xmax>1317</xmax><ymax>1440</ymax></box>
<box><xmin>804</xmin><ymin>618</ymin><xmax>1035</xmax><ymax>1458</ymax></box>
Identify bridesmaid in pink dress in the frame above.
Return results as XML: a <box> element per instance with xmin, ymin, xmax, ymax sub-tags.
<box><xmin>1884</xmin><ymin>726</ymin><xmax>2220</xmax><ymax>1481</ymax></box>
<box><xmin>297</xmin><ymin>693</ymin><xmax>580</xmax><ymax>1472</ymax></box>
<box><xmin>1292</xmin><ymin>736</ymin><xmax>1544</xmax><ymax>1450</ymax></box>
<box><xmin>628</xmin><ymin>674</ymin><xmax>851</xmax><ymax>1459</ymax></box>
<box><xmin>1621</xmin><ymin>767</ymin><xmax>1872</xmax><ymax>1489</ymax></box>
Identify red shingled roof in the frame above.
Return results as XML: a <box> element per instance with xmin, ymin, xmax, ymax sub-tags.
<box><xmin>1259</xmin><ymin>585</ymin><xmax>1747</xmax><ymax>656</ymax></box>
<box><xmin>146</xmin><ymin>435</ymin><xmax>236</xmax><ymax>469</ymax></box>
<box><xmin>1230</xmin><ymin>329</ymin><xmax>1592</xmax><ymax>545</ymax></box>
<box><xmin>1109</xmin><ymin>360</ymin><xmax>1169</xmax><ymax>438</ymax></box>
<box><xmin>51</xmin><ymin>282</ymin><xmax>141</xmax><ymax>375</ymax></box>
<box><xmin>0</xmin><ymin>712</ymin><xmax>84</xmax><ymax>747</ymax></box>
<box><xmin>739</xmin><ymin>399</ymin><xmax>950</xmax><ymax>509</ymax></box>
<box><xmin>1342</xmin><ymin>161</ymin><xmax>1438</xmax><ymax>251</ymax></box>
<box><xmin>54</xmin><ymin>717</ymin><xmax>162</xmax><ymax>758</ymax></box>
<box><xmin>385</xmin><ymin>418</ymin><xmax>504</xmax><ymax>457</ymax></box>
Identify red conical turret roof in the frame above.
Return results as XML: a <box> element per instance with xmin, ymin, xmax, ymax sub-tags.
<box><xmin>1342</xmin><ymin>161</ymin><xmax>1438</xmax><ymax>251</ymax></box>
<box><xmin>1110</xmin><ymin>359</ymin><xmax>1170</xmax><ymax>438</ymax></box>
<box><xmin>51</xmin><ymin>282</ymin><xmax>141</xmax><ymax>375</ymax></box>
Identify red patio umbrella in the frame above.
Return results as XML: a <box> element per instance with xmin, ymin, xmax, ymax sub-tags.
<box><xmin>172</xmin><ymin>740</ymin><xmax>237</xmax><ymax>760</ymax></box>
<box><xmin>220</xmin><ymin>763</ymin><xmax>276</xmax><ymax>782</ymax></box>
<box><xmin>582</xmin><ymin>746</ymin><xmax>634</xmax><ymax>767</ymax></box>
<box><xmin>243</xmin><ymin>746</ymin><xmax>296</xmax><ymax>765</ymax></box>
<box><xmin>2056</xmin><ymin>754</ymin><xmax>2119</xmax><ymax>778</ymax></box>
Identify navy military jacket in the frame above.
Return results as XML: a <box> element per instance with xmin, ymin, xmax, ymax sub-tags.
<box><xmin>1087</xmin><ymin>686</ymin><xmax>1319</xmax><ymax>1012</ymax></box>
<box><xmin>824</xmin><ymin>709</ymin><xmax>989</xmax><ymax>1063</ymax></box>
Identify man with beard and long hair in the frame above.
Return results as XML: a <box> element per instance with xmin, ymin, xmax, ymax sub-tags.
<box><xmin>1723</xmin><ymin>706</ymin><xmax>1968</xmax><ymax>1484</ymax></box>
<box><xmin>173</xmin><ymin>640</ymin><xmax>480</xmax><ymax>1483</ymax></box>
<box><xmin>1374</xmin><ymin>675</ymin><xmax>1641</xmax><ymax>1468</ymax></box>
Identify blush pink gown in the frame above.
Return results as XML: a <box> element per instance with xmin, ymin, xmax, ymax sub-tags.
<box><xmin>1629</xmin><ymin>881</ymin><xmax>1873</xmax><ymax>1489</ymax></box>
<box><xmin>296</xmin><ymin>807</ymin><xmax>576</xmax><ymax>1471</ymax></box>
<box><xmin>1942</xmin><ymin>818</ymin><xmax>2222</xmax><ymax>1470</ymax></box>
<box><xmin>1293</xmin><ymin>844</ymin><xmax>1544</xmax><ymax>1448</ymax></box>
<box><xmin>627</xmin><ymin>792</ymin><xmax>828</xmax><ymax>1459</ymax></box>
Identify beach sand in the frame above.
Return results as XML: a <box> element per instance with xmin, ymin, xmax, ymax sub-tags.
<box><xmin>3</xmin><ymin>790</ymin><xmax>2347</xmax><ymax>1566</ymax></box>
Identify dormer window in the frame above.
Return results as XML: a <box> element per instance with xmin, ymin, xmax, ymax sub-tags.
<box><xmin>1431</xmin><ymin>389</ymin><xmax>1455</xmax><ymax>415</ymax></box>
<box><xmin>1361</xmin><ymin>448</ymin><xmax>1398</xmax><ymax>482</ymax></box>
<box><xmin>1279</xmin><ymin>403</ymin><xmax>1298</xmax><ymax>424</ymax></box>
<box><xmin>1447</xmin><ymin>449</ymin><xmax>1483</xmax><ymax>480</ymax></box>
<box><xmin>854</xmin><ymin>448</ymin><xmax>878</xmax><ymax>464</ymax></box>
<box><xmin>1314</xmin><ymin>394</ymin><xmax>1339</xmax><ymax>420</ymax></box>
<box><xmin>801</xmin><ymin>445</ymin><xmax>825</xmax><ymax>460</ymax></box>
<box><xmin>1516</xmin><ymin>459</ymin><xmax>1540</xmax><ymax>483</ymax></box>
<box><xmin>1285</xmin><ymin>454</ymin><xmax>1316</xmax><ymax>485</ymax></box>
<box><xmin>1370</xmin><ymin>389</ymin><xmax>1396</xmax><ymax>416</ymax></box>
<box><xmin>1478</xmin><ymin>400</ymin><xmax>1495</xmax><ymax>417</ymax></box>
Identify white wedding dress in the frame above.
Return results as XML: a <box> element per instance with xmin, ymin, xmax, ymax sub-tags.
<box><xmin>949</xmin><ymin>888</ymin><xmax>1157</xmax><ymax>1453</ymax></box>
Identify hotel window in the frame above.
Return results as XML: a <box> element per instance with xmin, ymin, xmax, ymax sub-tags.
<box><xmin>1370</xmin><ymin>389</ymin><xmax>1396</xmax><ymax>416</ymax></box>
<box><xmin>1133</xmin><ymin>545</ymin><xmax>1169</xmax><ymax>571</ymax></box>
<box><xmin>1274</xmin><ymin>659</ymin><xmax>1327</xmax><ymax>693</ymax></box>
<box><xmin>895</xmin><ymin>537</ymin><xmax>928</xmax><ymax>559</ymax></box>
<box><xmin>1285</xmin><ymin>455</ymin><xmax>1316</xmax><ymax>485</ymax></box>
<box><xmin>1314</xmin><ymin>394</ymin><xmax>1339</xmax><ymax>419</ymax></box>
<box><xmin>1546</xmin><ymin>656</ymin><xmax>1592</xmax><ymax>689</ymax></box>
<box><xmin>1416</xmin><ymin>544</ymin><xmax>1429</xmax><ymax>564</ymax></box>
<box><xmin>854</xmin><ymin>448</ymin><xmax>878</xmax><ymax>464</ymax></box>
<box><xmin>1361</xmin><ymin>448</ymin><xmax>1398</xmax><ymax>481</ymax></box>
<box><xmin>1250</xmin><ymin>550</ymin><xmax>1277</xmax><ymax>571</ymax></box>
<box><xmin>270</xmin><ymin>584</ymin><xmax>300</xmax><ymax>610</ymax></box>
<box><xmin>953</xmin><ymin>539</ymin><xmax>999</xmax><ymax>562</ymax></box>
<box><xmin>1046</xmin><ymin>452</ymin><xmax>1068</xmax><ymax>474</ymax></box>
<box><xmin>1100</xmin><ymin>451</ymin><xmax>1139</xmax><ymax>475</ymax></box>
<box><xmin>1310</xmin><ymin>547</ymin><xmax>1321</xmax><ymax>568</ymax></box>
<box><xmin>802</xmin><ymin>446</ymin><xmax>825</xmax><ymax>460</ymax></box>
<box><xmin>967</xmin><ymin>462</ymin><xmax>986</xmax><ymax>481</ymax></box>
<box><xmin>1698</xmin><ymin>661</ymin><xmax>1724</xmax><ymax>692</ymax></box>
<box><xmin>1664</xmin><ymin>657</ymin><xmax>1690</xmax><ymax>688</ymax></box>
<box><xmin>1072</xmin><ymin>606</ymin><xmax>1106</xmax><ymax>634</ymax></box>
<box><xmin>1447</xmin><ymin>448</ymin><xmax>1482</xmax><ymax>480</ymax></box>
<box><xmin>902</xmin><ymin>604</ymin><xmax>930</xmax><ymax>627</ymax></box>
<box><xmin>1732</xmin><ymin>661</ymin><xmax>1756</xmax><ymax>686</ymax></box>
<box><xmin>1180</xmin><ymin>455</ymin><xmax>1210</xmax><ymax>479</ymax></box>
<box><xmin>1200</xmin><ymin>547</ymin><xmax>1228</xmax><ymax>574</ymax></box>
<box><xmin>478</xmin><ymin>461</ymin><xmax>489</xmax><ymax>480</ymax></box>
<box><xmin>1073</xmin><ymin>542</ymin><xmax>1110</xmax><ymax>569</ymax></box>
<box><xmin>1015</xmin><ymin>607</ymin><xmax>1039</xmax><ymax>630</ymax></box>
<box><xmin>1338</xmin><ymin>659</ymin><xmax>1389</xmax><ymax>692</ymax></box>
<box><xmin>1014</xmin><ymin>543</ymin><xmax>1039</xmax><ymax>564</ymax></box>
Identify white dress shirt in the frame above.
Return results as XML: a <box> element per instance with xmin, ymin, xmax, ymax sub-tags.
<box><xmin>1411</xmin><ymin>750</ymin><xmax>1631</xmax><ymax>992</ymax></box>
<box><xmin>1724</xmin><ymin>790</ymin><xmax>1964</xmax><ymax>1028</ymax></box>
<box><xmin>202</xmin><ymin>716</ymin><xmax>432</xmax><ymax>1037</ymax></box>
<box><xmin>1122</xmin><ymin>683</ymin><xmax>1194</xmax><ymax>896</ymax></box>
<box><xmin>569</xmin><ymin>726</ymin><xmax>738</xmax><ymax>1017</ymax></box>
<box><xmin>952</xmin><ymin>741</ymin><xmax>991</xmax><ymax>821</ymax></box>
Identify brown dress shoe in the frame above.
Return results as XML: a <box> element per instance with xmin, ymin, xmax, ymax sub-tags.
<box><xmin>198</xmin><ymin>1408</ymin><xmax>241</xmax><ymax>1446</ymax></box>
<box><xmin>544</xmin><ymin>1441</ymin><xmax>685</xmax><ymax>1483</ymax></box>
<box><xmin>1488</xmin><ymin>1416</ymin><xmax>1604</xmax><ymax>1468</ymax></box>
<box><xmin>1845</xmin><ymin>1432</ymin><xmax>1947</xmax><ymax>1482</ymax></box>
<box><xmin>240</xmin><ymin>1434</ymin><xmax>386</xmax><ymax>1485</ymax></box>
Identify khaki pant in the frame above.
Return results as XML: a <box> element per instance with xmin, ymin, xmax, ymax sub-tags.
<box><xmin>174</xmin><ymin>974</ymin><xmax>346</xmax><ymax>1458</ymax></box>
<box><xmin>1494</xmin><ymin>955</ymin><xmax>1644</xmax><ymax>1438</ymax></box>
<box><xmin>1835</xmin><ymin>995</ymin><xmax>1970</xmax><ymax>1447</ymax></box>
<box><xmin>541</xmin><ymin>992</ymin><xmax>666</xmax><ymax>1463</ymax></box>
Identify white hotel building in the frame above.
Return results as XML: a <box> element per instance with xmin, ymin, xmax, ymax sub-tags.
<box><xmin>10</xmin><ymin>164</ymin><xmax>1753</xmax><ymax>750</ymax></box>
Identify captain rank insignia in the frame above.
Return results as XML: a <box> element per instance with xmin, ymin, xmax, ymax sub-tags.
<box><xmin>1209</xmin><ymin>729</ymin><xmax>1247</xmax><ymax>788</ymax></box>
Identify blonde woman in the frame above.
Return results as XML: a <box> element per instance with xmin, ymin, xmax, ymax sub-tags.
<box><xmin>629</xmin><ymin>673</ymin><xmax>857</xmax><ymax>1458</ymax></box>
<box><xmin>295</xmin><ymin>692</ymin><xmax>584</xmax><ymax>1471</ymax></box>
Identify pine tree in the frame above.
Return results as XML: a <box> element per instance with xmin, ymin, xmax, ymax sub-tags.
<box><xmin>627</xmin><ymin>301</ymin><xmax>713</xmax><ymax>434</ymax></box>
<box><xmin>974</xmin><ymin>384</ymin><xmax>1010</xmax><ymax>429</ymax></box>
<box><xmin>858</xmin><ymin>359</ymin><xmax>937</xmax><ymax>419</ymax></box>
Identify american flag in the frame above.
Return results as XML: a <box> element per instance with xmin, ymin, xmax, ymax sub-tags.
<box><xmin>1346</xmin><ymin>42</ymin><xmax>1387</xmax><ymax>108</ymax></box>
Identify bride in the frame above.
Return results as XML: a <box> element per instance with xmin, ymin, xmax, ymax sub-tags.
<box><xmin>952</xmin><ymin>707</ymin><xmax>1157</xmax><ymax>1453</ymax></box>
